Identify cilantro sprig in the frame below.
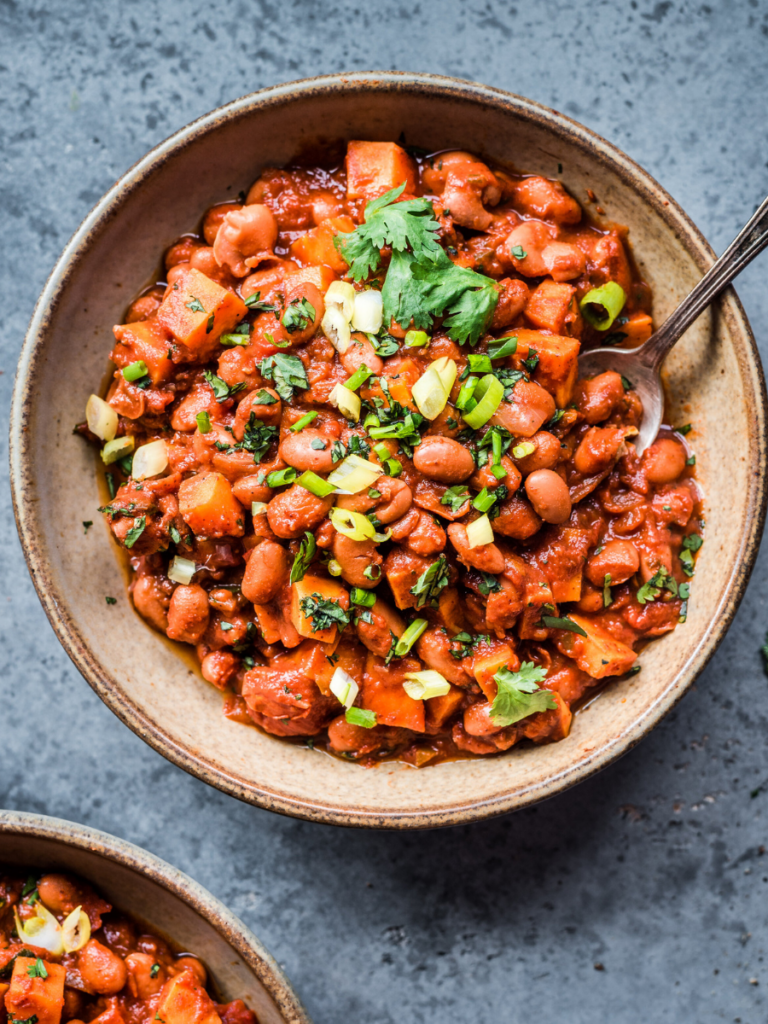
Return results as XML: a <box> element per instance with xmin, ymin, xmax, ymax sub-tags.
<box><xmin>490</xmin><ymin>662</ymin><xmax>557</xmax><ymax>727</ymax></box>
<box><xmin>299</xmin><ymin>593</ymin><xmax>350</xmax><ymax>633</ymax></box>
<box><xmin>259</xmin><ymin>354</ymin><xmax>309</xmax><ymax>402</ymax></box>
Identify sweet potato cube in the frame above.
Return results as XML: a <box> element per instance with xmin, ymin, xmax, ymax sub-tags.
<box><xmin>511</xmin><ymin>328</ymin><xmax>581</xmax><ymax>408</ymax></box>
<box><xmin>111</xmin><ymin>317</ymin><xmax>174</xmax><ymax>385</ymax></box>
<box><xmin>6</xmin><ymin>958</ymin><xmax>66</xmax><ymax>1024</ymax></box>
<box><xmin>289</xmin><ymin>216</ymin><xmax>355</xmax><ymax>272</ymax></box>
<box><xmin>361</xmin><ymin>653</ymin><xmax>425</xmax><ymax>731</ymax></box>
<box><xmin>383</xmin><ymin>549</ymin><xmax>433</xmax><ymax>610</ymax></box>
<box><xmin>425</xmin><ymin>686</ymin><xmax>465</xmax><ymax>730</ymax></box>
<box><xmin>156</xmin><ymin>267</ymin><xmax>246</xmax><ymax>352</ymax></box>
<box><xmin>621</xmin><ymin>311</ymin><xmax>653</xmax><ymax>346</ymax></box>
<box><xmin>472</xmin><ymin>643</ymin><xmax>517</xmax><ymax>702</ymax></box>
<box><xmin>552</xmin><ymin>573</ymin><xmax>582</xmax><ymax>604</ymax></box>
<box><xmin>553</xmin><ymin>613</ymin><xmax>637</xmax><ymax>678</ymax></box>
<box><xmin>525</xmin><ymin>280</ymin><xmax>578</xmax><ymax>335</ymax></box>
<box><xmin>284</xmin><ymin>265</ymin><xmax>338</xmax><ymax>294</ymax></box>
<box><xmin>346</xmin><ymin>141</ymin><xmax>418</xmax><ymax>201</ymax></box>
<box><xmin>178</xmin><ymin>472</ymin><xmax>244</xmax><ymax>538</ymax></box>
<box><xmin>157</xmin><ymin>971</ymin><xmax>222</xmax><ymax>1024</ymax></box>
<box><xmin>437</xmin><ymin>588</ymin><xmax>467</xmax><ymax>634</ymax></box>
<box><xmin>290</xmin><ymin>577</ymin><xmax>349</xmax><ymax>644</ymax></box>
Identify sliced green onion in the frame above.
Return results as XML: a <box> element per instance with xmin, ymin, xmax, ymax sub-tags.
<box><xmin>432</xmin><ymin>356</ymin><xmax>457</xmax><ymax>396</ymax></box>
<box><xmin>384</xmin><ymin>458</ymin><xmax>402</xmax><ymax>477</ymax></box>
<box><xmin>462</xmin><ymin>375</ymin><xmax>504</xmax><ymax>429</ymax></box>
<box><xmin>490</xmin><ymin>464</ymin><xmax>508</xmax><ymax>480</ymax></box>
<box><xmin>220</xmin><ymin>332</ymin><xmax>250</xmax><ymax>346</ymax></box>
<box><xmin>351</xmin><ymin>289</ymin><xmax>383</xmax><ymax>333</ymax></box>
<box><xmin>324</xmin><ymin>281</ymin><xmax>356</xmax><ymax>321</ymax></box>
<box><xmin>392</xmin><ymin>618</ymin><xmax>428</xmax><ymax>659</ymax></box>
<box><xmin>330</xmin><ymin>507</ymin><xmax>376</xmax><ymax>541</ymax></box>
<box><xmin>579</xmin><ymin>282</ymin><xmax>627</xmax><ymax>330</ymax></box>
<box><xmin>86</xmin><ymin>394</ymin><xmax>118</xmax><ymax>442</ymax></box>
<box><xmin>168</xmin><ymin>556</ymin><xmax>196</xmax><ymax>585</ymax></box>
<box><xmin>321</xmin><ymin>306</ymin><xmax>352</xmax><ymax>354</ymax></box>
<box><xmin>455</xmin><ymin>376</ymin><xmax>479</xmax><ymax>412</ymax></box>
<box><xmin>132</xmin><ymin>439</ymin><xmax>168</xmax><ymax>481</ymax></box>
<box><xmin>467</xmin><ymin>353</ymin><xmax>492</xmax><ymax>373</ymax></box>
<box><xmin>251</xmin><ymin>501</ymin><xmax>268</xmax><ymax>515</ymax></box>
<box><xmin>266</xmin><ymin>467</ymin><xmax>297</xmax><ymax>488</ymax></box>
<box><xmin>329</xmin><ymin>382</ymin><xmax>361</xmax><ymax>421</ymax></box>
<box><xmin>196</xmin><ymin>411</ymin><xmax>211</xmax><ymax>434</ymax></box>
<box><xmin>345</xmin><ymin>706</ymin><xmax>377</xmax><ymax>728</ymax></box>
<box><xmin>491</xmin><ymin>431</ymin><xmax>503</xmax><ymax>465</ymax></box>
<box><xmin>344</xmin><ymin>363</ymin><xmax>374</xmax><ymax>392</ymax></box>
<box><xmin>290</xmin><ymin>411</ymin><xmax>318</xmax><ymax>432</ymax></box>
<box><xmin>363</xmin><ymin>411</ymin><xmax>380</xmax><ymax>429</ymax></box>
<box><xmin>512</xmin><ymin>441</ymin><xmax>536</xmax><ymax>459</ymax></box>
<box><xmin>122</xmin><ymin>360</ymin><xmax>149</xmax><ymax>382</ymax></box>
<box><xmin>296</xmin><ymin>470</ymin><xmax>335</xmax><ymax>498</ymax></box>
<box><xmin>101</xmin><ymin>436</ymin><xmax>135</xmax><ymax>465</ymax></box>
<box><xmin>412</xmin><ymin>359</ymin><xmax>456</xmax><ymax>421</ymax></box>
<box><xmin>373</xmin><ymin>442</ymin><xmax>391</xmax><ymax>462</ymax></box>
<box><xmin>403</xmin><ymin>670</ymin><xmax>451</xmax><ymax>700</ymax></box>
<box><xmin>350</xmin><ymin>588</ymin><xmax>376</xmax><ymax>607</ymax></box>
<box><xmin>327</xmin><ymin>558</ymin><xmax>343</xmax><ymax>577</ymax></box>
<box><xmin>404</xmin><ymin>330</ymin><xmax>430</xmax><ymax>347</ymax></box>
<box><xmin>329</xmin><ymin>667</ymin><xmax>359</xmax><ymax>708</ymax></box>
<box><xmin>488</xmin><ymin>335</ymin><xmax>518</xmax><ymax>360</ymax></box>
<box><xmin>327</xmin><ymin>454</ymin><xmax>383</xmax><ymax>493</ymax></box>
<box><xmin>472</xmin><ymin>488</ymin><xmax>496</xmax><ymax>513</ymax></box>
<box><xmin>466</xmin><ymin>514</ymin><xmax>494</xmax><ymax>548</ymax></box>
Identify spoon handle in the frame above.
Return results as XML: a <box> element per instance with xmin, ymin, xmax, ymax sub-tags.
<box><xmin>640</xmin><ymin>194</ymin><xmax>768</xmax><ymax>371</ymax></box>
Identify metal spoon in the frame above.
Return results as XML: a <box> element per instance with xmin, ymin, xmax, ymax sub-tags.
<box><xmin>578</xmin><ymin>194</ymin><xmax>768</xmax><ymax>453</ymax></box>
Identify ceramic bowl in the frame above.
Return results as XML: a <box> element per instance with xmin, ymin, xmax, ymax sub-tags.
<box><xmin>0</xmin><ymin>810</ymin><xmax>310</xmax><ymax>1024</ymax></box>
<box><xmin>10</xmin><ymin>72</ymin><xmax>767</xmax><ymax>828</ymax></box>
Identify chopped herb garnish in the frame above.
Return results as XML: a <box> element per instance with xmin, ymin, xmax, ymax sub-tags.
<box><xmin>636</xmin><ymin>566</ymin><xmax>678</xmax><ymax>604</ymax></box>
<box><xmin>345</xmin><ymin>707</ymin><xmax>377</xmax><ymax>728</ymax></box>
<box><xmin>477</xmin><ymin>572</ymin><xmax>501</xmax><ymax>596</ymax></box>
<box><xmin>603</xmin><ymin>573</ymin><xmax>612</xmax><ymax>608</ymax></box>
<box><xmin>124</xmin><ymin>515</ymin><xmax>147</xmax><ymax>549</ymax></box>
<box><xmin>449</xmin><ymin>631</ymin><xmax>490</xmax><ymax>659</ymax></box>
<box><xmin>21</xmin><ymin>875</ymin><xmax>36</xmax><ymax>897</ymax></box>
<box><xmin>105</xmin><ymin>596</ymin><xmax>117</xmax><ymax>605</ymax></box>
<box><xmin>259</xmin><ymin>353</ymin><xmax>309</xmax><ymax>402</ymax></box>
<box><xmin>244</xmin><ymin>291</ymin><xmax>279</xmax><ymax>313</ymax></box>
<box><xmin>82</xmin><ymin>520</ymin><xmax>93</xmax><ymax>533</ymax></box>
<box><xmin>290</xmin><ymin>532</ymin><xmax>317</xmax><ymax>584</ymax></box>
<box><xmin>487</xmin><ymin>335</ymin><xmax>518</xmax><ymax>360</ymax></box>
<box><xmin>150</xmin><ymin>964</ymin><xmax>160</xmax><ymax>979</ymax></box>
<box><xmin>490</xmin><ymin>662</ymin><xmax>556</xmax><ymax>727</ymax></box>
<box><xmin>299</xmin><ymin>593</ymin><xmax>350</xmax><ymax>633</ymax></box>
<box><xmin>203</xmin><ymin>369</ymin><xmax>247</xmax><ymax>403</ymax></box>
<box><xmin>675</xmin><ymin>423</ymin><xmax>693</xmax><ymax>436</ymax></box>
<box><xmin>282</xmin><ymin>296</ymin><xmax>316</xmax><ymax>334</ymax></box>
<box><xmin>185</xmin><ymin>296</ymin><xmax>206</xmax><ymax>313</ymax></box>
<box><xmin>510</xmin><ymin>245</ymin><xmax>527</xmax><ymax>260</ymax></box>
<box><xmin>410</xmin><ymin>555</ymin><xmax>450</xmax><ymax>609</ymax></box>
<box><xmin>542</xmin><ymin>615</ymin><xmax>588</xmax><ymax>636</ymax></box>
<box><xmin>27</xmin><ymin>959</ymin><xmax>48</xmax><ymax>980</ymax></box>
<box><xmin>440</xmin><ymin>485</ymin><xmax>471</xmax><ymax>514</ymax></box>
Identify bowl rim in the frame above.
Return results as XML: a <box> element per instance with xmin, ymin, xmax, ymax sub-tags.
<box><xmin>0</xmin><ymin>809</ymin><xmax>311</xmax><ymax>1023</ymax></box>
<box><xmin>10</xmin><ymin>70</ymin><xmax>768</xmax><ymax>829</ymax></box>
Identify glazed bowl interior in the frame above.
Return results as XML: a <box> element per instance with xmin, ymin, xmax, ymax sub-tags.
<box><xmin>0</xmin><ymin>811</ymin><xmax>309</xmax><ymax>1024</ymax></box>
<box><xmin>11</xmin><ymin>73</ymin><xmax>766</xmax><ymax>828</ymax></box>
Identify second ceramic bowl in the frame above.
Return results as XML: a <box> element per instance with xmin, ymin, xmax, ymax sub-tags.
<box><xmin>10</xmin><ymin>72</ymin><xmax>767</xmax><ymax>827</ymax></box>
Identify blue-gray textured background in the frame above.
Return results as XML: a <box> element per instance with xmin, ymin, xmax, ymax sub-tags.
<box><xmin>2</xmin><ymin>2</ymin><xmax>768</xmax><ymax>1021</ymax></box>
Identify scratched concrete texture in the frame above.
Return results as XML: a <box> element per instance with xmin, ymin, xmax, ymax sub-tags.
<box><xmin>2</xmin><ymin>1</ymin><xmax>768</xmax><ymax>1021</ymax></box>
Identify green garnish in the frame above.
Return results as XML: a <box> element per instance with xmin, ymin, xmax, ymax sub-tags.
<box><xmin>541</xmin><ymin>615</ymin><xmax>588</xmax><ymax>636</ymax></box>
<box><xmin>290</xmin><ymin>532</ymin><xmax>316</xmax><ymax>584</ymax></box>
<box><xmin>410</xmin><ymin>555</ymin><xmax>450</xmax><ymax>609</ymax></box>
<box><xmin>477</xmin><ymin>572</ymin><xmax>501</xmax><ymax>596</ymax></box>
<box><xmin>603</xmin><ymin>573</ymin><xmax>612</xmax><ymax>608</ymax></box>
<box><xmin>290</xmin><ymin>411</ymin><xmax>319</xmax><ymax>432</ymax></box>
<box><xmin>387</xmin><ymin>618</ymin><xmax>429</xmax><ymax>662</ymax></box>
<box><xmin>196</xmin><ymin>411</ymin><xmax>211</xmax><ymax>434</ymax></box>
<box><xmin>244</xmin><ymin>291</ymin><xmax>279</xmax><ymax>313</ymax></box>
<box><xmin>345</xmin><ymin>707</ymin><xmax>377</xmax><ymax>728</ymax></box>
<box><xmin>266</xmin><ymin>467</ymin><xmax>297</xmax><ymax>488</ymax></box>
<box><xmin>82</xmin><ymin>520</ymin><xmax>93</xmax><ymax>533</ymax></box>
<box><xmin>487</xmin><ymin>335</ymin><xmax>518</xmax><ymax>360</ymax></box>
<box><xmin>259</xmin><ymin>353</ymin><xmax>310</xmax><ymax>402</ymax></box>
<box><xmin>299</xmin><ymin>593</ymin><xmax>350</xmax><ymax>633</ymax></box>
<box><xmin>282</xmin><ymin>296</ymin><xmax>316</xmax><ymax>334</ymax></box>
<box><xmin>122</xmin><ymin>360</ymin><xmax>149</xmax><ymax>382</ymax></box>
<box><xmin>124</xmin><ymin>516</ymin><xmax>146</xmax><ymax>549</ymax></box>
<box><xmin>203</xmin><ymin>369</ymin><xmax>247</xmax><ymax>402</ymax></box>
<box><xmin>350</xmin><ymin>588</ymin><xmax>376</xmax><ymax>608</ymax></box>
<box><xmin>440</xmin><ymin>485</ymin><xmax>471</xmax><ymax>514</ymax></box>
<box><xmin>636</xmin><ymin>566</ymin><xmax>679</xmax><ymax>604</ymax></box>
<box><xmin>489</xmin><ymin>662</ymin><xmax>556</xmax><ymax>727</ymax></box>
<box><xmin>185</xmin><ymin>296</ymin><xmax>206</xmax><ymax>313</ymax></box>
<box><xmin>27</xmin><ymin>959</ymin><xmax>48</xmax><ymax>980</ymax></box>
<box><xmin>105</xmin><ymin>596</ymin><xmax>117</xmax><ymax>605</ymax></box>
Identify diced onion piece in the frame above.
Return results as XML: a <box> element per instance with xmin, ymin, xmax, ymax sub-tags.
<box><xmin>61</xmin><ymin>906</ymin><xmax>91</xmax><ymax>953</ymax></box>
<box><xmin>101</xmin><ymin>436</ymin><xmax>135</xmax><ymax>465</ymax></box>
<box><xmin>321</xmin><ymin>306</ymin><xmax>352</xmax><ymax>354</ymax></box>
<box><xmin>462</xmin><ymin>375</ymin><xmax>504</xmax><ymax>429</ymax></box>
<box><xmin>132</xmin><ymin>439</ymin><xmax>168</xmax><ymax>481</ymax></box>
<box><xmin>466</xmin><ymin>514</ymin><xmax>494</xmax><ymax>548</ymax></box>
<box><xmin>512</xmin><ymin>441</ymin><xmax>536</xmax><ymax>459</ymax></box>
<box><xmin>330</xmin><ymin>507</ymin><xmax>375</xmax><ymax>541</ymax></box>
<box><xmin>411</xmin><ymin>366</ymin><xmax>448</xmax><ymax>421</ymax></box>
<box><xmin>431</xmin><ymin>356</ymin><xmax>457</xmax><ymax>396</ymax></box>
<box><xmin>403</xmin><ymin>670</ymin><xmax>451</xmax><ymax>700</ymax></box>
<box><xmin>325</xmin><ymin>280</ymin><xmax>356</xmax><ymax>321</ymax></box>
<box><xmin>579</xmin><ymin>281</ymin><xmax>627</xmax><ymax>330</ymax></box>
<box><xmin>251</xmin><ymin>501</ymin><xmax>268</xmax><ymax>515</ymax></box>
<box><xmin>329</xmin><ymin>667</ymin><xmax>359</xmax><ymax>708</ymax></box>
<box><xmin>327</xmin><ymin>454</ymin><xmax>383</xmax><ymax>494</ymax></box>
<box><xmin>351</xmin><ymin>289</ymin><xmax>383</xmax><ymax>333</ymax></box>
<box><xmin>329</xmin><ymin>382</ymin><xmax>361</xmax><ymax>421</ymax></box>
<box><xmin>168</xmin><ymin>556</ymin><xmax>196</xmax><ymax>585</ymax></box>
<box><xmin>14</xmin><ymin>905</ymin><xmax>64</xmax><ymax>956</ymax></box>
<box><xmin>86</xmin><ymin>394</ymin><xmax>118</xmax><ymax>442</ymax></box>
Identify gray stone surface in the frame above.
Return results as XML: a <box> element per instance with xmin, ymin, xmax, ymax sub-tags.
<box><xmin>2</xmin><ymin>1</ymin><xmax>768</xmax><ymax>1020</ymax></box>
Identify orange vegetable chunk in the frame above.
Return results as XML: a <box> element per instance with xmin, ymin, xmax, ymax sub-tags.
<box><xmin>553</xmin><ymin>613</ymin><xmax>637</xmax><ymax>678</ymax></box>
<box><xmin>157</xmin><ymin>971</ymin><xmax>222</xmax><ymax>1024</ymax></box>
<box><xmin>510</xmin><ymin>328</ymin><xmax>581</xmax><ymax>408</ymax></box>
<box><xmin>6</xmin><ymin>958</ymin><xmax>66</xmax><ymax>1024</ymax></box>
<box><xmin>156</xmin><ymin>267</ymin><xmax>246</xmax><ymax>352</ymax></box>
<box><xmin>290</xmin><ymin>577</ymin><xmax>349</xmax><ymax>644</ymax></box>
<box><xmin>178</xmin><ymin>472</ymin><xmax>245</xmax><ymax>538</ymax></box>
<box><xmin>289</xmin><ymin>216</ymin><xmax>356</xmax><ymax>271</ymax></box>
<box><xmin>283</xmin><ymin>265</ymin><xmax>338</xmax><ymax>294</ymax></box>
<box><xmin>472</xmin><ymin>643</ymin><xmax>517</xmax><ymax>702</ymax></box>
<box><xmin>346</xmin><ymin>141</ymin><xmax>418</xmax><ymax>200</ymax></box>
<box><xmin>361</xmin><ymin>653</ymin><xmax>425</xmax><ymax>731</ymax></box>
<box><xmin>111</xmin><ymin>317</ymin><xmax>174</xmax><ymax>385</ymax></box>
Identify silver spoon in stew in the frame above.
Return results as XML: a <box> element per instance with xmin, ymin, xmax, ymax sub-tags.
<box><xmin>578</xmin><ymin>194</ymin><xmax>768</xmax><ymax>453</ymax></box>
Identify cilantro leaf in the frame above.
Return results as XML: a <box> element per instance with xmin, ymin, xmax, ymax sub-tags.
<box><xmin>282</xmin><ymin>297</ymin><xmax>316</xmax><ymax>334</ymax></box>
<box><xmin>449</xmin><ymin>631</ymin><xmax>490</xmax><ymax>659</ymax></box>
<box><xmin>410</xmin><ymin>555</ymin><xmax>450</xmax><ymax>609</ymax></box>
<box><xmin>345</xmin><ymin>706</ymin><xmax>377</xmax><ymax>728</ymax></box>
<box><xmin>203</xmin><ymin>369</ymin><xmax>247</xmax><ymax>403</ymax></box>
<box><xmin>299</xmin><ymin>593</ymin><xmax>350</xmax><ymax>633</ymax></box>
<box><xmin>239</xmin><ymin>413</ymin><xmax>278</xmax><ymax>463</ymax></box>
<box><xmin>636</xmin><ymin>566</ymin><xmax>678</xmax><ymax>604</ymax></box>
<box><xmin>490</xmin><ymin>662</ymin><xmax>556</xmax><ymax>727</ymax></box>
<box><xmin>541</xmin><ymin>615</ymin><xmax>588</xmax><ymax>636</ymax></box>
<box><xmin>185</xmin><ymin>296</ymin><xmax>205</xmax><ymax>313</ymax></box>
<box><xmin>124</xmin><ymin>516</ymin><xmax>146</xmax><ymax>549</ymax></box>
<box><xmin>259</xmin><ymin>354</ymin><xmax>309</xmax><ymax>402</ymax></box>
<box><xmin>27</xmin><ymin>959</ymin><xmax>48</xmax><ymax>980</ymax></box>
<box><xmin>440</xmin><ymin>485</ymin><xmax>471</xmax><ymax>514</ymax></box>
<box><xmin>290</xmin><ymin>532</ymin><xmax>317</xmax><ymax>584</ymax></box>
<box><xmin>244</xmin><ymin>290</ymin><xmax>279</xmax><ymax>313</ymax></box>
<box><xmin>477</xmin><ymin>572</ymin><xmax>501</xmax><ymax>596</ymax></box>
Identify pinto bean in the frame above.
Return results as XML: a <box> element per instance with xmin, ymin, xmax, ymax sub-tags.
<box><xmin>166</xmin><ymin>584</ymin><xmax>210</xmax><ymax>643</ymax></box>
<box><xmin>232</xmin><ymin>473</ymin><xmax>272</xmax><ymax>506</ymax></box>
<box><xmin>511</xmin><ymin>175</ymin><xmax>582</xmax><ymax>224</ymax></box>
<box><xmin>241</xmin><ymin>539</ymin><xmax>290</xmax><ymax>604</ymax></box>
<box><xmin>541</xmin><ymin>241</ymin><xmax>586</xmax><ymax>281</ymax></box>
<box><xmin>77</xmin><ymin>939</ymin><xmax>128</xmax><ymax>996</ymax></box>
<box><xmin>267</xmin><ymin>485</ymin><xmax>333</xmax><ymax>539</ymax></box>
<box><xmin>464</xmin><ymin>701</ymin><xmax>503</xmax><ymax>737</ymax></box>
<box><xmin>524</xmin><ymin>469</ymin><xmax>572</xmax><ymax>524</ymax></box>
<box><xmin>126</xmin><ymin>288</ymin><xmax>164</xmax><ymax>323</ymax></box>
<box><xmin>375</xmin><ymin>477</ymin><xmax>413</xmax><ymax>523</ymax></box>
<box><xmin>503</xmin><ymin>221</ymin><xmax>554</xmax><ymax>276</ymax></box>
<box><xmin>423</xmin><ymin>151</ymin><xmax>501</xmax><ymax>231</ymax></box>
<box><xmin>470</xmin><ymin>455</ymin><xmax>522</xmax><ymax>493</ymax></box>
<box><xmin>573</xmin><ymin>426</ymin><xmax>624</xmax><ymax>476</ymax></box>
<box><xmin>201</xmin><ymin>649</ymin><xmax>240</xmax><ymax>690</ymax></box>
<box><xmin>37</xmin><ymin>874</ymin><xmax>80</xmax><ymax>915</ymax></box>
<box><xmin>340</xmin><ymin>333</ymin><xmax>383</xmax><ymax>376</ymax></box>
<box><xmin>513</xmin><ymin>431</ymin><xmax>562</xmax><ymax>474</ymax></box>
<box><xmin>279</xmin><ymin>428</ymin><xmax>337</xmax><ymax>473</ymax></box>
<box><xmin>642</xmin><ymin>438</ymin><xmax>688</xmax><ymax>484</ymax></box>
<box><xmin>490</xmin><ymin>278</ymin><xmax>530</xmax><ymax>330</ymax></box>
<box><xmin>240</xmin><ymin>259</ymin><xmax>296</xmax><ymax>301</ymax></box>
<box><xmin>125</xmin><ymin>952</ymin><xmax>165</xmax><ymax>1000</ymax></box>
<box><xmin>132</xmin><ymin>574</ymin><xmax>170</xmax><ymax>633</ymax></box>
<box><xmin>586</xmin><ymin>539</ymin><xmax>640</xmax><ymax>586</ymax></box>
<box><xmin>332</xmin><ymin>533</ymin><xmax>383</xmax><ymax>588</ymax></box>
<box><xmin>174</xmin><ymin>957</ymin><xmax>207</xmax><ymax>986</ymax></box>
<box><xmin>203</xmin><ymin>202</ymin><xmax>243</xmax><ymax>245</ymax></box>
<box><xmin>213</xmin><ymin>204</ymin><xmax>278</xmax><ymax>277</ymax></box>
<box><xmin>354</xmin><ymin>597</ymin><xmax>405</xmax><ymax>656</ymax></box>
<box><xmin>171</xmin><ymin>385</ymin><xmax>219</xmax><ymax>433</ymax></box>
<box><xmin>447</xmin><ymin>522</ymin><xmax>505</xmax><ymax>574</ymax></box>
<box><xmin>575</xmin><ymin>371</ymin><xmax>625</xmax><ymax>425</ymax></box>
<box><xmin>491</xmin><ymin>380</ymin><xmax>556</xmax><ymax>438</ymax></box>
<box><xmin>280</xmin><ymin>283</ymin><xmax>325</xmax><ymax>345</ymax></box>
<box><xmin>493</xmin><ymin>495</ymin><xmax>543</xmax><ymax>539</ymax></box>
<box><xmin>413</xmin><ymin>437</ymin><xmax>474</xmax><ymax>484</ymax></box>
<box><xmin>233</xmin><ymin>388</ymin><xmax>282</xmax><ymax>437</ymax></box>
<box><xmin>416</xmin><ymin>627</ymin><xmax>472</xmax><ymax>686</ymax></box>
<box><xmin>327</xmin><ymin>716</ymin><xmax>383</xmax><ymax>755</ymax></box>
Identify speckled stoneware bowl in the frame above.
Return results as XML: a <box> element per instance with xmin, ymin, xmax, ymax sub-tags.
<box><xmin>10</xmin><ymin>72</ymin><xmax>768</xmax><ymax>828</ymax></box>
<box><xmin>0</xmin><ymin>811</ymin><xmax>310</xmax><ymax>1023</ymax></box>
